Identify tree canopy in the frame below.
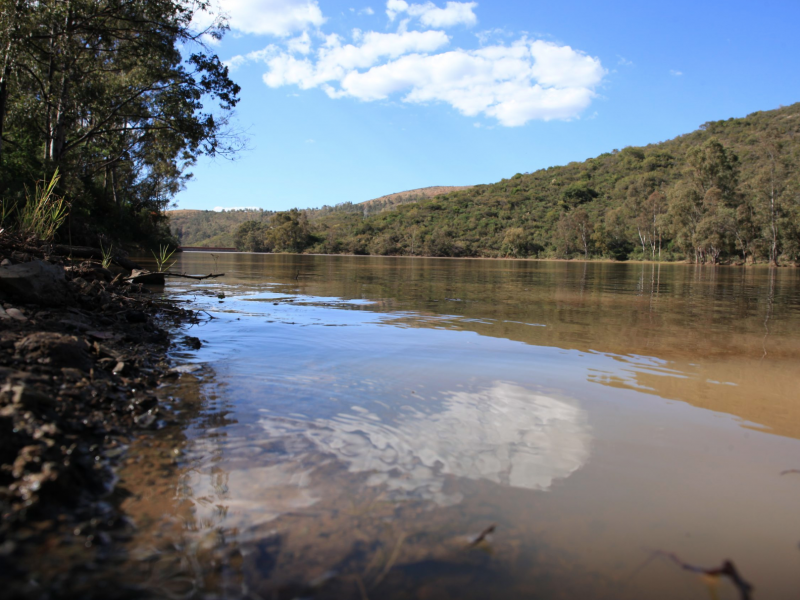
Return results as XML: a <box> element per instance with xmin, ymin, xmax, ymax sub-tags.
<box><xmin>0</xmin><ymin>0</ymin><xmax>241</xmax><ymax>246</ymax></box>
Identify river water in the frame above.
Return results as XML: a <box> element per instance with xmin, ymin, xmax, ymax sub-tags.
<box><xmin>94</xmin><ymin>255</ymin><xmax>800</xmax><ymax>598</ymax></box>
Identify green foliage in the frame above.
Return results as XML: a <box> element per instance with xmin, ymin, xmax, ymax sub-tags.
<box><xmin>231</xmin><ymin>210</ymin><xmax>312</xmax><ymax>253</ymax></box>
<box><xmin>169</xmin><ymin>104</ymin><xmax>800</xmax><ymax>265</ymax></box>
<box><xmin>152</xmin><ymin>244</ymin><xmax>176</xmax><ymax>272</ymax></box>
<box><xmin>300</xmin><ymin>103</ymin><xmax>800</xmax><ymax>264</ymax></box>
<box><xmin>0</xmin><ymin>0</ymin><xmax>241</xmax><ymax>248</ymax></box>
<box><xmin>171</xmin><ymin>209</ymin><xmax>271</xmax><ymax>247</ymax></box>
<box><xmin>100</xmin><ymin>242</ymin><xmax>113</xmax><ymax>269</ymax></box>
<box><xmin>234</xmin><ymin>220</ymin><xmax>269</xmax><ymax>252</ymax></box>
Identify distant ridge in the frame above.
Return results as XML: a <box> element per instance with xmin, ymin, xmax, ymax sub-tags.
<box><xmin>358</xmin><ymin>185</ymin><xmax>475</xmax><ymax>214</ymax></box>
<box><xmin>167</xmin><ymin>185</ymin><xmax>473</xmax><ymax>246</ymax></box>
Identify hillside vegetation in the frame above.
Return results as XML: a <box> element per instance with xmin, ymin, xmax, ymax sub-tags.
<box><xmin>180</xmin><ymin>103</ymin><xmax>800</xmax><ymax>264</ymax></box>
<box><xmin>168</xmin><ymin>209</ymin><xmax>271</xmax><ymax>247</ymax></box>
<box><xmin>168</xmin><ymin>186</ymin><xmax>472</xmax><ymax>246</ymax></box>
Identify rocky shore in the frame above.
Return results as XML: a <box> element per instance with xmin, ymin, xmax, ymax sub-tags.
<box><xmin>0</xmin><ymin>233</ymin><xmax>199</xmax><ymax>595</ymax></box>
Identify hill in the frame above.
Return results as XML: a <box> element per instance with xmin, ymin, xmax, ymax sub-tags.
<box><xmin>167</xmin><ymin>209</ymin><xmax>272</xmax><ymax>247</ymax></box>
<box><xmin>167</xmin><ymin>186</ymin><xmax>471</xmax><ymax>246</ymax></box>
<box><xmin>303</xmin><ymin>103</ymin><xmax>800</xmax><ymax>264</ymax></box>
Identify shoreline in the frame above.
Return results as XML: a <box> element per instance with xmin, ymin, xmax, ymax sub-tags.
<box><xmin>182</xmin><ymin>248</ymin><xmax>795</xmax><ymax>268</ymax></box>
<box><xmin>0</xmin><ymin>235</ymin><xmax>200</xmax><ymax>595</ymax></box>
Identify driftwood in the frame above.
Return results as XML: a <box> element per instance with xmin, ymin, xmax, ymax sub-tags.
<box><xmin>163</xmin><ymin>272</ymin><xmax>224</xmax><ymax>280</ymax></box>
<box><xmin>126</xmin><ymin>271</ymin><xmax>165</xmax><ymax>285</ymax></box>
<box><xmin>125</xmin><ymin>271</ymin><xmax>224</xmax><ymax>285</ymax></box>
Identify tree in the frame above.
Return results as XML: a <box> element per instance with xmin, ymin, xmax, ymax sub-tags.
<box><xmin>556</xmin><ymin>209</ymin><xmax>592</xmax><ymax>259</ymax></box>
<box><xmin>0</xmin><ymin>0</ymin><xmax>242</xmax><ymax>243</ymax></box>
<box><xmin>748</xmin><ymin>134</ymin><xmax>793</xmax><ymax>265</ymax></box>
<box><xmin>234</xmin><ymin>220</ymin><xmax>268</xmax><ymax>252</ymax></box>
<box><xmin>266</xmin><ymin>209</ymin><xmax>311</xmax><ymax>252</ymax></box>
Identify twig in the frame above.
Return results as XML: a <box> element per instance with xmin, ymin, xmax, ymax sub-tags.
<box><xmin>467</xmin><ymin>524</ymin><xmax>496</xmax><ymax>547</ymax></box>
<box><xmin>163</xmin><ymin>272</ymin><xmax>224</xmax><ymax>280</ymax></box>
<box><xmin>780</xmin><ymin>469</ymin><xmax>800</xmax><ymax>476</ymax></box>
<box><xmin>651</xmin><ymin>550</ymin><xmax>753</xmax><ymax>600</ymax></box>
<box><xmin>354</xmin><ymin>574</ymin><xmax>370</xmax><ymax>600</ymax></box>
<box><xmin>371</xmin><ymin>532</ymin><xmax>406</xmax><ymax>589</ymax></box>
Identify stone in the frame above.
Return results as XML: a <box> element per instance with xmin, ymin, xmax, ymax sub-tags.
<box><xmin>124</xmin><ymin>310</ymin><xmax>148</xmax><ymax>324</ymax></box>
<box><xmin>134</xmin><ymin>412</ymin><xmax>156</xmax><ymax>429</ymax></box>
<box><xmin>0</xmin><ymin>260</ymin><xmax>70</xmax><ymax>306</ymax></box>
<box><xmin>5</xmin><ymin>308</ymin><xmax>27</xmax><ymax>321</ymax></box>
<box><xmin>15</xmin><ymin>332</ymin><xmax>93</xmax><ymax>371</ymax></box>
<box><xmin>0</xmin><ymin>383</ymin><xmax>54</xmax><ymax>410</ymax></box>
<box><xmin>112</xmin><ymin>362</ymin><xmax>128</xmax><ymax>375</ymax></box>
<box><xmin>181</xmin><ymin>336</ymin><xmax>202</xmax><ymax>350</ymax></box>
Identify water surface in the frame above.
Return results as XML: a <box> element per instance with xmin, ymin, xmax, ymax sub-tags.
<box><xmin>113</xmin><ymin>255</ymin><xmax>800</xmax><ymax>598</ymax></box>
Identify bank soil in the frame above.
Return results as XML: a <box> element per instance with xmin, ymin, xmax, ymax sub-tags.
<box><xmin>0</xmin><ymin>233</ymin><xmax>200</xmax><ymax>597</ymax></box>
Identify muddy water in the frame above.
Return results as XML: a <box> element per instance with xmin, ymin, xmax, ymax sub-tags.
<box><xmin>97</xmin><ymin>256</ymin><xmax>800</xmax><ymax>598</ymax></box>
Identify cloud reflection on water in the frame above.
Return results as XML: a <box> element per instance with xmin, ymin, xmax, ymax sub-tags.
<box><xmin>260</xmin><ymin>382</ymin><xmax>591</xmax><ymax>507</ymax></box>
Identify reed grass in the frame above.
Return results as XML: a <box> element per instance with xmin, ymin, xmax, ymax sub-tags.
<box><xmin>18</xmin><ymin>169</ymin><xmax>69</xmax><ymax>241</ymax></box>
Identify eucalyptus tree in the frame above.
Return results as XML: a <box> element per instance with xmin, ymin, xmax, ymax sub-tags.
<box><xmin>0</xmin><ymin>0</ymin><xmax>241</xmax><ymax>240</ymax></box>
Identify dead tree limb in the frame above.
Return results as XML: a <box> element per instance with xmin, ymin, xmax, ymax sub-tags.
<box><xmin>653</xmin><ymin>551</ymin><xmax>753</xmax><ymax>600</ymax></box>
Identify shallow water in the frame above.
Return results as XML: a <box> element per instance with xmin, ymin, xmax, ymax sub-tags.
<box><xmin>96</xmin><ymin>255</ymin><xmax>800</xmax><ymax>598</ymax></box>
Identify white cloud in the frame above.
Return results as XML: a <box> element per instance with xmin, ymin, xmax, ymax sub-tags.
<box><xmin>386</xmin><ymin>1</ymin><xmax>478</xmax><ymax>28</ymax></box>
<box><xmin>670</xmin><ymin>69</ymin><xmax>683</xmax><ymax>76</ymax></box>
<box><xmin>221</xmin><ymin>1</ymin><xmax>605</xmax><ymax>127</ymax></box>
<box><xmin>286</xmin><ymin>31</ymin><xmax>312</xmax><ymax>54</ymax></box>
<box><xmin>232</xmin><ymin>28</ymin><xmax>450</xmax><ymax>78</ymax></box>
<box><xmin>360</xmin><ymin>6</ymin><xmax>375</xmax><ymax>15</ymax></box>
<box><xmin>617</xmin><ymin>55</ymin><xmax>633</xmax><ymax>67</ymax></box>
<box><xmin>247</xmin><ymin>34</ymin><xmax>604</xmax><ymax>126</ymax></box>
<box><xmin>204</xmin><ymin>0</ymin><xmax>326</xmax><ymax>37</ymax></box>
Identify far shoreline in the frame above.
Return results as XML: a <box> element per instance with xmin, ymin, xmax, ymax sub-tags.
<box><xmin>176</xmin><ymin>249</ymin><xmax>796</xmax><ymax>268</ymax></box>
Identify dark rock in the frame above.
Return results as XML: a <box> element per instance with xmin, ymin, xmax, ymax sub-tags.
<box><xmin>181</xmin><ymin>336</ymin><xmax>202</xmax><ymax>350</ymax></box>
<box><xmin>124</xmin><ymin>310</ymin><xmax>147</xmax><ymax>324</ymax></box>
<box><xmin>0</xmin><ymin>260</ymin><xmax>70</xmax><ymax>306</ymax></box>
<box><xmin>1</xmin><ymin>384</ymin><xmax>55</xmax><ymax>410</ymax></box>
<box><xmin>133</xmin><ymin>412</ymin><xmax>156</xmax><ymax>429</ymax></box>
<box><xmin>15</xmin><ymin>332</ymin><xmax>93</xmax><ymax>371</ymax></box>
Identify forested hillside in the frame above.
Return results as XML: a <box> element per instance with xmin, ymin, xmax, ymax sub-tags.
<box><xmin>168</xmin><ymin>209</ymin><xmax>272</xmax><ymax>247</ymax></box>
<box><xmin>167</xmin><ymin>186</ymin><xmax>471</xmax><ymax>246</ymax></box>
<box><xmin>303</xmin><ymin>103</ymin><xmax>799</xmax><ymax>263</ymax></box>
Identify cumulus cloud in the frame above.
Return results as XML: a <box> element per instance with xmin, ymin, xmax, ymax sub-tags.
<box><xmin>202</xmin><ymin>0</ymin><xmax>326</xmax><ymax>37</ymax></box>
<box><xmin>221</xmin><ymin>1</ymin><xmax>605</xmax><ymax>126</ymax></box>
<box><xmin>386</xmin><ymin>0</ymin><xmax>478</xmax><ymax>28</ymax></box>
<box><xmin>235</xmin><ymin>32</ymin><xmax>604</xmax><ymax>126</ymax></box>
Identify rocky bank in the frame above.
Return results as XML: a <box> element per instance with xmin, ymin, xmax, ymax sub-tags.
<box><xmin>0</xmin><ymin>233</ymin><xmax>200</xmax><ymax>596</ymax></box>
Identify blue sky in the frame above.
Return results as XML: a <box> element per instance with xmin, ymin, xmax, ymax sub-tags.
<box><xmin>179</xmin><ymin>0</ymin><xmax>800</xmax><ymax>212</ymax></box>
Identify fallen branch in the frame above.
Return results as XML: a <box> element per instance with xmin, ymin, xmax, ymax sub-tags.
<box><xmin>163</xmin><ymin>272</ymin><xmax>224</xmax><ymax>280</ymax></box>
<box><xmin>467</xmin><ymin>524</ymin><xmax>496</xmax><ymax>547</ymax></box>
<box><xmin>651</xmin><ymin>551</ymin><xmax>753</xmax><ymax>600</ymax></box>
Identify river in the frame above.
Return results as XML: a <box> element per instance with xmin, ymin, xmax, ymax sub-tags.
<box><xmin>84</xmin><ymin>254</ymin><xmax>800</xmax><ymax>598</ymax></box>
